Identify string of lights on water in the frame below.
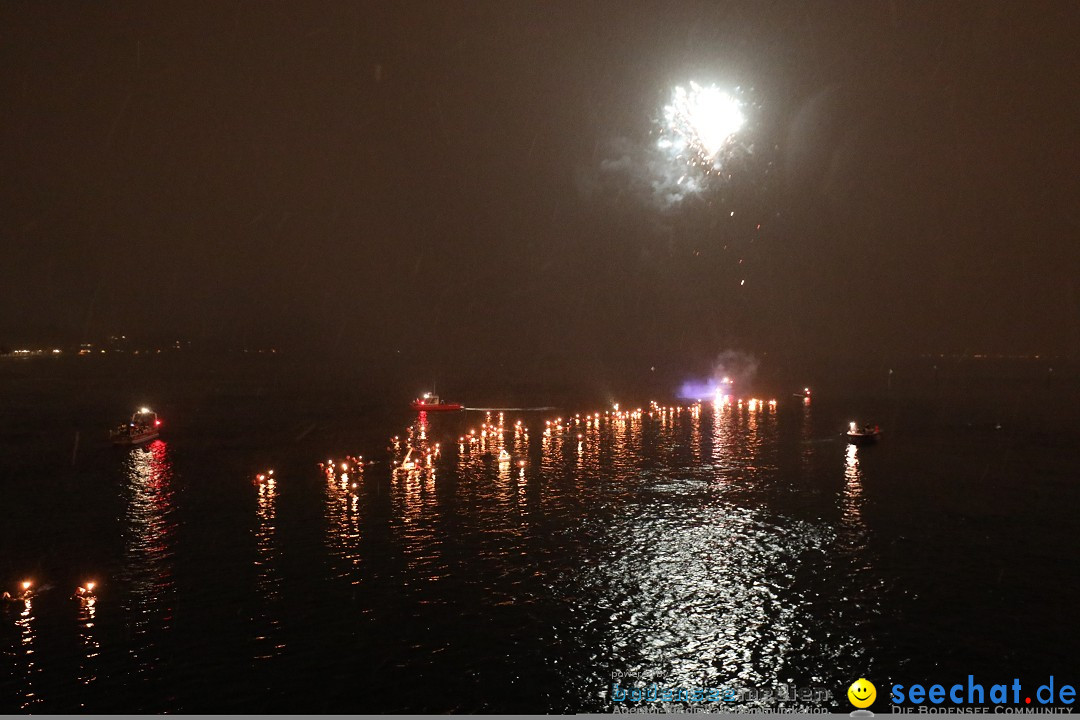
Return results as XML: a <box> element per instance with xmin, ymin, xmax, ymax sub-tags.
<box><xmin>2</xmin><ymin>385</ymin><xmax>893</xmax><ymax>712</ymax></box>
<box><xmin>4</xmin><ymin>388</ymin><xmax>819</xmax><ymax>603</ymax></box>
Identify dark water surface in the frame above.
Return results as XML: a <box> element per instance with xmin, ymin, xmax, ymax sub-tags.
<box><xmin>1</xmin><ymin>356</ymin><xmax>1078</xmax><ymax>712</ymax></box>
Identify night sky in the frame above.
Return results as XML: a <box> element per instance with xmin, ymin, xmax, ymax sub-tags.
<box><xmin>3</xmin><ymin>1</ymin><xmax>1079</xmax><ymax>363</ymax></box>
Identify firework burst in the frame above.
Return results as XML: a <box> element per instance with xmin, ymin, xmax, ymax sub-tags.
<box><xmin>657</xmin><ymin>82</ymin><xmax>746</xmax><ymax>174</ymax></box>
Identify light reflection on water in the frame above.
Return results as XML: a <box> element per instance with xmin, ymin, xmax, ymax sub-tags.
<box><xmin>391</xmin><ymin>413</ymin><xmax>446</xmax><ymax>584</ymax></box>
<box><xmin>590</xmin><ymin>508</ymin><xmax>830</xmax><ymax>704</ymax></box>
<box><xmin>253</xmin><ymin>472</ymin><xmax>284</xmax><ymax>659</ymax></box>
<box><xmin>324</xmin><ymin>461</ymin><xmax>364</xmax><ymax>585</ymax></box>
<box><xmin>119</xmin><ymin>440</ymin><xmax>176</xmax><ymax>679</ymax></box>
<box><xmin>16</xmin><ymin>597</ymin><xmax>39</xmax><ymax>711</ymax></box>
<box><xmin>842</xmin><ymin>444</ymin><xmax>869</xmax><ymax>553</ymax></box>
<box><xmin>539</xmin><ymin>403</ymin><xmax>849</xmax><ymax>711</ymax></box>
<box><xmin>1</xmin><ymin>397</ymin><xmax>902</xmax><ymax>712</ymax></box>
<box><xmin>799</xmin><ymin>397</ymin><xmax>813</xmax><ymax>471</ymax></box>
<box><xmin>76</xmin><ymin>594</ymin><xmax>100</xmax><ymax>704</ymax></box>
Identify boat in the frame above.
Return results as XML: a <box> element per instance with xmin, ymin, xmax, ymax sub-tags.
<box><xmin>410</xmin><ymin>392</ymin><xmax>463</xmax><ymax>412</ymax></box>
<box><xmin>846</xmin><ymin>421</ymin><xmax>881</xmax><ymax>445</ymax></box>
<box><xmin>110</xmin><ymin>407</ymin><xmax>161</xmax><ymax>445</ymax></box>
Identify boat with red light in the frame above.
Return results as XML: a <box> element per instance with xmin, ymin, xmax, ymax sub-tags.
<box><xmin>410</xmin><ymin>393</ymin><xmax>463</xmax><ymax>412</ymax></box>
<box><xmin>846</xmin><ymin>421</ymin><xmax>881</xmax><ymax>445</ymax></box>
<box><xmin>110</xmin><ymin>407</ymin><xmax>162</xmax><ymax>445</ymax></box>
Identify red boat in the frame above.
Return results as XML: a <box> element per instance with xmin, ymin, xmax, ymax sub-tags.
<box><xmin>410</xmin><ymin>393</ymin><xmax>463</xmax><ymax>412</ymax></box>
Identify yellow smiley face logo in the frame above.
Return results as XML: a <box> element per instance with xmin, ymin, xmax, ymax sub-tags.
<box><xmin>848</xmin><ymin>678</ymin><xmax>876</xmax><ymax>708</ymax></box>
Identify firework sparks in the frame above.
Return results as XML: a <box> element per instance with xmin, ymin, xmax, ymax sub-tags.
<box><xmin>658</xmin><ymin>82</ymin><xmax>746</xmax><ymax>171</ymax></box>
<box><xmin>589</xmin><ymin>81</ymin><xmax>754</xmax><ymax>210</ymax></box>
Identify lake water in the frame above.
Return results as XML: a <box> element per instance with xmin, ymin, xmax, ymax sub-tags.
<box><xmin>0</xmin><ymin>356</ymin><xmax>1077</xmax><ymax>712</ymax></box>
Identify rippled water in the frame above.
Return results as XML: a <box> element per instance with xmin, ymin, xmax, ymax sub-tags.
<box><xmin>1</xmin><ymin>369</ymin><xmax>1078</xmax><ymax>712</ymax></box>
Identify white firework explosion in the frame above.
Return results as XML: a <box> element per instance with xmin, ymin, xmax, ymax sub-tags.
<box><xmin>657</xmin><ymin>82</ymin><xmax>746</xmax><ymax>174</ymax></box>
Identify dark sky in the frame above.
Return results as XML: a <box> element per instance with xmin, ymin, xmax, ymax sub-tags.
<box><xmin>3</xmin><ymin>0</ymin><xmax>1079</xmax><ymax>362</ymax></box>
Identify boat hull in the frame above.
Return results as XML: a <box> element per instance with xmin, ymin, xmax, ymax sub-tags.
<box><xmin>846</xmin><ymin>432</ymin><xmax>879</xmax><ymax>445</ymax></box>
<box><xmin>112</xmin><ymin>430</ymin><xmax>160</xmax><ymax>446</ymax></box>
